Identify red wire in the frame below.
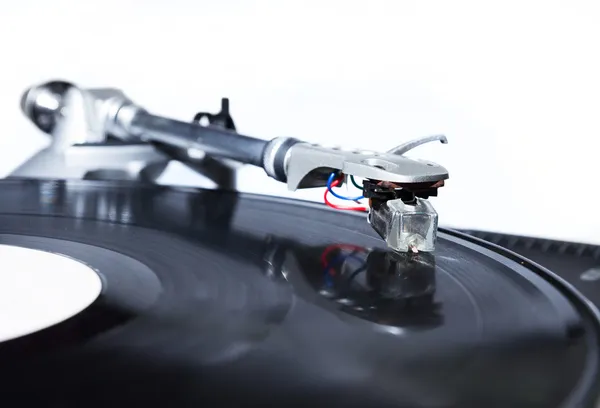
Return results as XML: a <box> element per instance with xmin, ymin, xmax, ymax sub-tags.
<box><xmin>324</xmin><ymin>177</ymin><xmax>369</xmax><ymax>212</ymax></box>
<box><xmin>320</xmin><ymin>244</ymin><xmax>368</xmax><ymax>267</ymax></box>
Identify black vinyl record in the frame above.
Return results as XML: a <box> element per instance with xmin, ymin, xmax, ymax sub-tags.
<box><xmin>0</xmin><ymin>179</ymin><xmax>598</xmax><ymax>407</ymax></box>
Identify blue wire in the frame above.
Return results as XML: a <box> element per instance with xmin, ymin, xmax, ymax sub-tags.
<box><xmin>324</xmin><ymin>252</ymin><xmax>365</xmax><ymax>287</ymax></box>
<box><xmin>327</xmin><ymin>172</ymin><xmax>364</xmax><ymax>201</ymax></box>
<box><xmin>325</xmin><ymin>253</ymin><xmax>365</xmax><ymax>273</ymax></box>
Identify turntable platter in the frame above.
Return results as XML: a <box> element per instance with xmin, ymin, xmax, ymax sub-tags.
<box><xmin>0</xmin><ymin>179</ymin><xmax>597</xmax><ymax>407</ymax></box>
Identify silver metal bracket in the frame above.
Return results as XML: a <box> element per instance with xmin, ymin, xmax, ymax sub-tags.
<box><xmin>10</xmin><ymin>144</ymin><xmax>170</xmax><ymax>182</ymax></box>
<box><xmin>15</xmin><ymin>81</ymin><xmax>237</xmax><ymax>187</ymax></box>
<box><xmin>285</xmin><ymin>136</ymin><xmax>449</xmax><ymax>190</ymax></box>
<box><xmin>14</xmin><ymin>83</ymin><xmax>170</xmax><ymax>182</ymax></box>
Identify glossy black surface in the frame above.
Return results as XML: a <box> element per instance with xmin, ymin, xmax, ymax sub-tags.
<box><xmin>463</xmin><ymin>230</ymin><xmax>600</xmax><ymax>313</ymax></box>
<box><xmin>0</xmin><ymin>179</ymin><xmax>597</xmax><ymax>407</ymax></box>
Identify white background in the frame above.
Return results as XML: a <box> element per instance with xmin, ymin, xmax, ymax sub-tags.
<box><xmin>1</xmin><ymin>0</ymin><xmax>599</xmax><ymax>244</ymax></box>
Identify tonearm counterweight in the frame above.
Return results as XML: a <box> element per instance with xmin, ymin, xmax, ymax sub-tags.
<box><xmin>16</xmin><ymin>80</ymin><xmax>449</xmax><ymax>253</ymax></box>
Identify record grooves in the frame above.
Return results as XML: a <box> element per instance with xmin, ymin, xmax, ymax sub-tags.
<box><xmin>0</xmin><ymin>179</ymin><xmax>598</xmax><ymax>407</ymax></box>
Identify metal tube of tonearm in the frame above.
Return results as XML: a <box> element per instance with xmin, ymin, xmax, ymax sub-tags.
<box><xmin>128</xmin><ymin>111</ymin><xmax>268</xmax><ymax>167</ymax></box>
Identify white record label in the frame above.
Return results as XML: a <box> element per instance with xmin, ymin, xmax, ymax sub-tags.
<box><xmin>0</xmin><ymin>245</ymin><xmax>102</xmax><ymax>342</ymax></box>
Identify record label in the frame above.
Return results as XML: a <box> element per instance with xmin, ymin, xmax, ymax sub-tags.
<box><xmin>0</xmin><ymin>244</ymin><xmax>102</xmax><ymax>342</ymax></box>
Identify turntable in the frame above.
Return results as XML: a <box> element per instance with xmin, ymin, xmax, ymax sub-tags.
<box><xmin>0</xmin><ymin>80</ymin><xmax>598</xmax><ymax>407</ymax></box>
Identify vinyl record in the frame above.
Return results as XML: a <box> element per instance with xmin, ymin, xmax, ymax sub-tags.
<box><xmin>463</xmin><ymin>230</ymin><xmax>600</xmax><ymax>311</ymax></box>
<box><xmin>0</xmin><ymin>179</ymin><xmax>598</xmax><ymax>408</ymax></box>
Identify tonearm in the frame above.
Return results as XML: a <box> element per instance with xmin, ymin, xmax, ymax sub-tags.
<box><xmin>16</xmin><ymin>80</ymin><xmax>449</xmax><ymax>253</ymax></box>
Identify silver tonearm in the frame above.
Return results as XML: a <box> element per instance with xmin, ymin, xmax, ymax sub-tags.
<box><xmin>16</xmin><ymin>80</ymin><xmax>449</xmax><ymax>253</ymax></box>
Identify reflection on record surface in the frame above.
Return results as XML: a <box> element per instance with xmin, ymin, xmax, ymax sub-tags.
<box><xmin>274</xmin><ymin>243</ymin><xmax>443</xmax><ymax>331</ymax></box>
<box><xmin>0</xmin><ymin>179</ymin><xmax>595</xmax><ymax>407</ymax></box>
